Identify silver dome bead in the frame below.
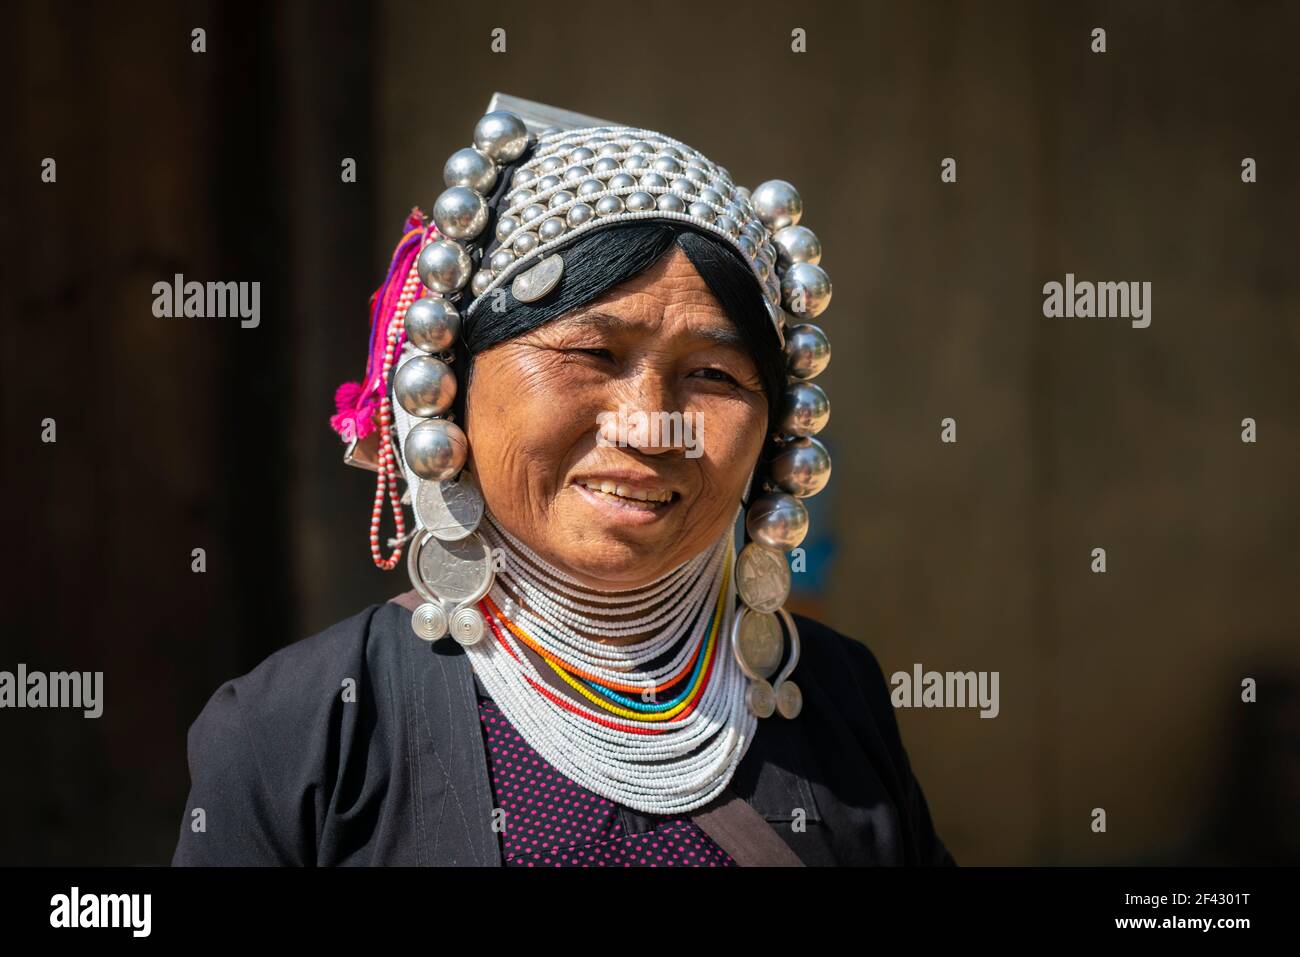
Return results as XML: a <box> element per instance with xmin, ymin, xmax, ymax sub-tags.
<box><xmin>495</xmin><ymin>215</ymin><xmax>520</xmax><ymax>242</ymax></box>
<box><xmin>538</xmin><ymin>216</ymin><xmax>566</xmax><ymax>241</ymax></box>
<box><xmin>715</xmin><ymin>215</ymin><xmax>739</xmax><ymax>236</ymax></box>
<box><xmin>685</xmin><ymin>166</ymin><xmax>708</xmax><ymax>184</ymax></box>
<box><xmin>506</xmin><ymin>188</ymin><xmax>535</xmax><ymax>208</ymax></box>
<box><xmin>745</xmin><ymin>492</ymin><xmax>809</xmax><ymax>550</ymax></box>
<box><xmin>595</xmin><ymin>195</ymin><xmax>625</xmax><ymax>216</ymax></box>
<box><xmin>548</xmin><ymin>190</ymin><xmax>574</xmax><ymax>208</ymax></box>
<box><xmin>404</xmin><ymin>418</ymin><xmax>469</xmax><ymax>481</ymax></box>
<box><xmin>639</xmin><ymin>172</ymin><xmax>668</xmax><ymax>190</ymax></box>
<box><xmin>470</xmin><ymin>269</ymin><xmax>493</xmax><ymax>296</ymax></box>
<box><xmin>489</xmin><ymin>248</ymin><xmax>516</xmax><ymax>274</ymax></box>
<box><xmin>537</xmin><ymin>174</ymin><xmax>561</xmax><ymax>191</ymax></box>
<box><xmin>394</xmin><ymin>355</ymin><xmax>457</xmax><ymax>417</ymax></box>
<box><xmin>405</xmin><ymin>297</ymin><xmax>461</xmax><ymax>353</ymax></box>
<box><xmin>597</xmin><ymin>143</ymin><xmax>621</xmax><ymax>158</ymax></box>
<box><xmin>629</xmin><ymin>141</ymin><xmax>653</xmax><ymax>154</ymax></box>
<box><xmin>773</xmin><ymin>225</ymin><xmax>822</xmax><ymax>267</ymax></box>
<box><xmin>780</xmin><ymin>381</ymin><xmax>830</xmax><ymax>437</ymax></box>
<box><xmin>578</xmin><ymin>178</ymin><xmax>604</xmax><ymax>197</ymax></box>
<box><xmin>751</xmin><ymin>179</ymin><xmax>803</xmax><ymax>230</ymax></box>
<box><xmin>593</xmin><ymin>158</ymin><xmax>620</xmax><ymax>176</ymax></box>
<box><xmin>671</xmin><ymin>177</ymin><xmax>698</xmax><ymax>197</ymax></box>
<box><xmin>472</xmin><ymin>111</ymin><xmax>528</xmax><ymax>162</ymax></box>
<box><xmin>570</xmin><ymin>146</ymin><xmax>596</xmax><ymax>162</ymax></box>
<box><xmin>513</xmin><ymin>231</ymin><xmax>539</xmax><ymax>256</ymax></box>
<box><xmin>660</xmin><ymin>147</ymin><xmax>683</xmax><ymax>160</ymax></box>
<box><xmin>522</xmin><ymin>203</ymin><xmax>546</xmax><ymax>223</ymax></box>
<box><xmin>656</xmin><ymin>193</ymin><xmax>686</xmax><ymax>213</ymax></box>
<box><xmin>697</xmin><ymin>187</ymin><xmax>723</xmax><ymax>205</ymax></box>
<box><xmin>566</xmin><ymin>203</ymin><xmax>595</xmax><ymax>227</ymax></box>
<box><xmin>539</xmin><ymin>156</ymin><xmax>564</xmax><ymax>174</ymax></box>
<box><xmin>653</xmin><ymin>156</ymin><xmax>682</xmax><ymax>175</ymax></box>
<box><xmin>626</xmin><ymin>191</ymin><xmax>655</xmax><ymax>212</ymax></box>
<box><xmin>511</xmin><ymin>168</ymin><xmax>537</xmax><ymax>187</ymax></box>
<box><xmin>433</xmin><ymin>187</ymin><xmax>489</xmax><ymax>241</ymax></box>
<box><xmin>563</xmin><ymin>165</ymin><xmax>590</xmax><ymax>184</ymax></box>
<box><xmin>780</xmin><ymin>262</ymin><xmax>832</xmax><ymax>318</ymax></box>
<box><xmin>770</xmin><ymin>436</ymin><xmax>832</xmax><ymax>497</ymax></box>
<box><xmin>784</xmin><ymin>323</ymin><xmax>831</xmax><ymax>379</ymax></box>
<box><xmin>418</xmin><ymin>240</ymin><xmax>472</xmax><ymax>294</ymax></box>
<box><xmin>443</xmin><ymin>147</ymin><xmax>497</xmax><ymax>193</ymax></box>
<box><xmin>737</xmin><ymin>235</ymin><xmax>757</xmax><ymax>259</ymax></box>
<box><xmin>623</xmin><ymin>155</ymin><xmax>649</xmax><ymax>172</ymax></box>
<box><xmin>688</xmin><ymin>201</ymin><xmax>715</xmax><ymax>222</ymax></box>
<box><xmin>608</xmin><ymin>173</ymin><xmax>636</xmax><ymax>190</ymax></box>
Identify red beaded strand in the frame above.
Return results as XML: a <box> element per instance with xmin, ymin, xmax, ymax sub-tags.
<box><xmin>369</xmin><ymin>226</ymin><xmax>434</xmax><ymax>569</ymax></box>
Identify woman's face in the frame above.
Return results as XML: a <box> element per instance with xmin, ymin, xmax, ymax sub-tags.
<box><xmin>465</xmin><ymin>246</ymin><xmax>769</xmax><ymax>589</ymax></box>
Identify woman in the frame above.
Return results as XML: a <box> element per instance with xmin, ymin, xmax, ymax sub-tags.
<box><xmin>172</xmin><ymin>103</ymin><xmax>954</xmax><ymax>867</ymax></box>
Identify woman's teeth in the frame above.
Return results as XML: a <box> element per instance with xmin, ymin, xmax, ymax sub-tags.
<box><xmin>578</xmin><ymin>480</ymin><xmax>674</xmax><ymax>505</ymax></box>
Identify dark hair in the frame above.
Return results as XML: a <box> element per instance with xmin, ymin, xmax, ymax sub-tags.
<box><xmin>450</xmin><ymin>221</ymin><xmax>786</xmax><ymax>428</ymax></box>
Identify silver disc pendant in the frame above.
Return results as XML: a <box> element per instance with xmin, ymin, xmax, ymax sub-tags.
<box><xmin>510</xmin><ymin>253</ymin><xmax>564</xmax><ymax>302</ymax></box>
<box><xmin>735</xmin><ymin>542</ymin><xmax>791</xmax><ymax>613</ymax></box>
<box><xmin>775</xmin><ymin>679</ymin><xmax>803</xmax><ymax>719</ymax></box>
<box><xmin>746</xmin><ymin>679</ymin><xmax>776</xmax><ymax>718</ymax></box>
<box><xmin>414</xmin><ymin>471</ymin><xmax>485</xmax><ymax>541</ymax></box>
<box><xmin>735</xmin><ymin>609</ymin><xmax>784</xmax><ymax>680</ymax></box>
<box><xmin>411</xmin><ymin>601</ymin><xmax>448</xmax><ymax>641</ymax></box>
<box><xmin>415</xmin><ymin>531</ymin><xmax>495</xmax><ymax>608</ymax></box>
<box><xmin>449</xmin><ymin>605</ymin><xmax>487</xmax><ymax>647</ymax></box>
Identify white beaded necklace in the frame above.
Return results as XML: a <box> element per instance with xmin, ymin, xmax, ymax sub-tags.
<box><xmin>466</xmin><ymin>511</ymin><xmax>756</xmax><ymax>814</ymax></box>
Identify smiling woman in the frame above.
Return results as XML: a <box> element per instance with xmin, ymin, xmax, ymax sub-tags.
<box><xmin>172</xmin><ymin>101</ymin><xmax>954</xmax><ymax>867</ymax></box>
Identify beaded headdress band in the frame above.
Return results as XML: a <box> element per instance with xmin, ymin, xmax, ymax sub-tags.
<box><xmin>332</xmin><ymin>94</ymin><xmax>833</xmax><ymax>720</ymax></box>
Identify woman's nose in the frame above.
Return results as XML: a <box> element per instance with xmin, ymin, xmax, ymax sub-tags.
<box><xmin>599</xmin><ymin>372</ymin><xmax>690</xmax><ymax>455</ymax></box>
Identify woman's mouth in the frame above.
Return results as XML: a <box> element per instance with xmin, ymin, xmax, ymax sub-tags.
<box><xmin>572</xmin><ymin>480</ymin><xmax>680</xmax><ymax>522</ymax></box>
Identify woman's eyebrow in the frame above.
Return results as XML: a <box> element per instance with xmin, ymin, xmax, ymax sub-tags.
<box><xmin>560</xmin><ymin>310</ymin><xmax>745</xmax><ymax>349</ymax></box>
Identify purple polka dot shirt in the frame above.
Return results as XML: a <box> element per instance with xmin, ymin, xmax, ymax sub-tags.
<box><xmin>477</xmin><ymin>693</ymin><xmax>736</xmax><ymax>867</ymax></box>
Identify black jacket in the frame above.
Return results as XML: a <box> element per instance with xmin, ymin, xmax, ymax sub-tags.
<box><xmin>172</xmin><ymin>599</ymin><xmax>955</xmax><ymax>866</ymax></box>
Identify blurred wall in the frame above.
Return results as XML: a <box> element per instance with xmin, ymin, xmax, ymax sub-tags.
<box><xmin>2</xmin><ymin>0</ymin><xmax>1296</xmax><ymax>864</ymax></box>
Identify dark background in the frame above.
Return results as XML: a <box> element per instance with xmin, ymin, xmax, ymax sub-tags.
<box><xmin>2</xmin><ymin>0</ymin><xmax>1297</xmax><ymax>865</ymax></box>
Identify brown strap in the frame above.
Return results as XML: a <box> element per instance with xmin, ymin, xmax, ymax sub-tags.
<box><xmin>389</xmin><ymin>589</ymin><xmax>423</xmax><ymax>612</ymax></box>
<box><xmin>389</xmin><ymin>590</ymin><xmax>804</xmax><ymax>866</ymax></box>
<box><xmin>689</xmin><ymin>786</ymin><xmax>805</xmax><ymax>867</ymax></box>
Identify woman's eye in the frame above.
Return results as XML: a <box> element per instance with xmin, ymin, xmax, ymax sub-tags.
<box><xmin>575</xmin><ymin>347</ymin><xmax>613</xmax><ymax>360</ymax></box>
<box><xmin>692</xmin><ymin>367</ymin><xmax>739</xmax><ymax>385</ymax></box>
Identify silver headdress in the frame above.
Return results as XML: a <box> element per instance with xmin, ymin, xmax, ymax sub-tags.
<box><xmin>387</xmin><ymin>93</ymin><xmax>832</xmax><ymax>720</ymax></box>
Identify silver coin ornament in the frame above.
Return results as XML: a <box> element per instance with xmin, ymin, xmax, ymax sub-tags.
<box><xmin>415</xmin><ymin>533</ymin><xmax>494</xmax><ymax>607</ymax></box>
<box><xmin>735</xmin><ymin>609</ymin><xmax>785</xmax><ymax>680</ymax></box>
<box><xmin>511</xmin><ymin>253</ymin><xmax>564</xmax><ymax>303</ymax></box>
<box><xmin>414</xmin><ymin>470</ymin><xmax>485</xmax><ymax>542</ymax></box>
<box><xmin>403</xmin><ymin>417</ymin><xmax>468</xmax><ymax>481</ymax></box>
<box><xmin>394</xmin><ymin>354</ymin><xmax>456</xmax><ymax>418</ymax></box>
<box><xmin>735</xmin><ymin>543</ymin><xmax>792</xmax><ymax>614</ymax></box>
